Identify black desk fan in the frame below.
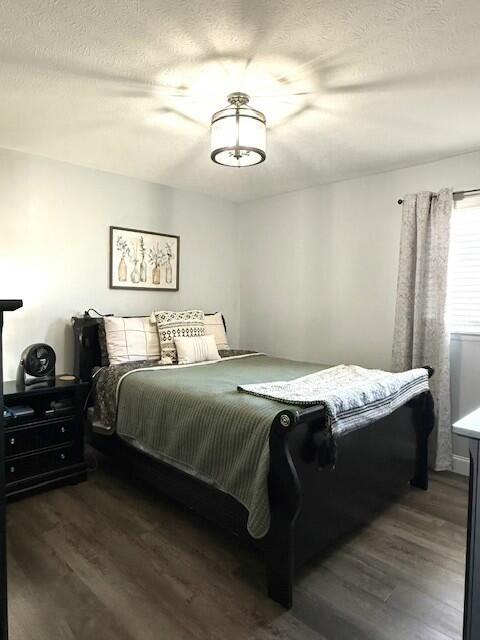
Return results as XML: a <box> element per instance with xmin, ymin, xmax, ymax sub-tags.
<box><xmin>16</xmin><ymin>343</ymin><xmax>56</xmax><ymax>388</ymax></box>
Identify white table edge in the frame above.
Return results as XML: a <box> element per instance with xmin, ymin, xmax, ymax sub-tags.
<box><xmin>453</xmin><ymin>408</ymin><xmax>480</xmax><ymax>440</ymax></box>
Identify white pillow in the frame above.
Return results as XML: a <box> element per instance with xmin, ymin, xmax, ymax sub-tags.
<box><xmin>204</xmin><ymin>313</ymin><xmax>230</xmax><ymax>350</ymax></box>
<box><xmin>174</xmin><ymin>335</ymin><xmax>220</xmax><ymax>365</ymax></box>
<box><xmin>104</xmin><ymin>316</ymin><xmax>160</xmax><ymax>365</ymax></box>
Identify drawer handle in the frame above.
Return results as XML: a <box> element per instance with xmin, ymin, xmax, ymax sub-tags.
<box><xmin>9</xmin><ymin>437</ymin><xmax>15</xmax><ymax>445</ymax></box>
<box><xmin>9</xmin><ymin>466</ymin><xmax>15</xmax><ymax>474</ymax></box>
<box><xmin>60</xmin><ymin>427</ymin><xmax>65</xmax><ymax>434</ymax></box>
<box><xmin>60</xmin><ymin>453</ymin><xmax>66</xmax><ymax>461</ymax></box>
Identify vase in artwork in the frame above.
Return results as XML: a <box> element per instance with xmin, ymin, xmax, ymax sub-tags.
<box><xmin>131</xmin><ymin>262</ymin><xmax>140</xmax><ymax>284</ymax></box>
<box><xmin>118</xmin><ymin>256</ymin><xmax>127</xmax><ymax>282</ymax></box>
<box><xmin>165</xmin><ymin>259</ymin><xmax>172</xmax><ymax>284</ymax></box>
<box><xmin>140</xmin><ymin>260</ymin><xmax>147</xmax><ymax>282</ymax></box>
<box><xmin>152</xmin><ymin>265</ymin><xmax>161</xmax><ymax>285</ymax></box>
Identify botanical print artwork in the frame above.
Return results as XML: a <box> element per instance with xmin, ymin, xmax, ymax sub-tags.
<box><xmin>110</xmin><ymin>226</ymin><xmax>179</xmax><ymax>291</ymax></box>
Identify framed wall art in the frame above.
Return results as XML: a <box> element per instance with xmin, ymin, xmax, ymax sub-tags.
<box><xmin>110</xmin><ymin>226</ymin><xmax>179</xmax><ymax>291</ymax></box>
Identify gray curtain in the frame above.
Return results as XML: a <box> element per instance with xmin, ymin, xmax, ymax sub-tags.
<box><xmin>392</xmin><ymin>188</ymin><xmax>453</xmax><ymax>471</ymax></box>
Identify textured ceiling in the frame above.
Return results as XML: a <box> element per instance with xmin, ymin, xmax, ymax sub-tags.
<box><xmin>1</xmin><ymin>0</ymin><xmax>480</xmax><ymax>202</ymax></box>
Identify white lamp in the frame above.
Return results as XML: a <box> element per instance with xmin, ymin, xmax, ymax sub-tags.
<box><xmin>210</xmin><ymin>93</ymin><xmax>266</xmax><ymax>167</ymax></box>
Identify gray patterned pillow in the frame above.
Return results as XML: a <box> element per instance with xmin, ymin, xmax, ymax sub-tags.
<box><xmin>151</xmin><ymin>310</ymin><xmax>205</xmax><ymax>363</ymax></box>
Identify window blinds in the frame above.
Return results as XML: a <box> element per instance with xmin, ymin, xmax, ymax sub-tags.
<box><xmin>448</xmin><ymin>204</ymin><xmax>480</xmax><ymax>333</ymax></box>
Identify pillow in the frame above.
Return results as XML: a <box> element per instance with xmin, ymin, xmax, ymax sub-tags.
<box><xmin>104</xmin><ymin>316</ymin><xmax>160</xmax><ymax>365</ymax></box>
<box><xmin>150</xmin><ymin>309</ymin><xmax>205</xmax><ymax>363</ymax></box>
<box><xmin>174</xmin><ymin>335</ymin><xmax>220</xmax><ymax>365</ymax></box>
<box><xmin>204</xmin><ymin>312</ymin><xmax>230</xmax><ymax>350</ymax></box>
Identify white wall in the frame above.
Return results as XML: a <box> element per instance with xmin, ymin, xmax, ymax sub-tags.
<box><xmin>239</xmin><ymin>151</ymin><xmax>480</xmax><ymax>365</ymax></box>
<box><xmin>0</xmin><ymin>147</ymin><xmax>239</xmax><ymax>379</ymax></box>
<box><xmin>238</xmin><ymin>151</ymin><xmax>480</xmax><ymax>462</ymax></box>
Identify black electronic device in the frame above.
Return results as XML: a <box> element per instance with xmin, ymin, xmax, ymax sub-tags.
<box><xmin>8</xmin><ymin>406</ymin><xmax>34</xmax><ymax>419</ymax></box>
<box><xmin>46</xmin><ymin>399</ymin><xmax>73</xmax><ymax>417</ymax></box>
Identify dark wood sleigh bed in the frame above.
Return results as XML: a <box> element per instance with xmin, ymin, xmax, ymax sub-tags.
<box><xmin>72</xmin><ymin>315</ymin><xmax>434</xmax><ymax>609</ymax></box>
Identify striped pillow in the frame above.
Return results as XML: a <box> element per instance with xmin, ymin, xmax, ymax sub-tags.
<box><xmin>104</xmin><ymin>316</ymin><xmax>160</xmax><ymax>365</ymax></box>
<box><xmin>174</xmin><ymin>335</ymin><xmax>220</xmax><ymax>364</ymax></box>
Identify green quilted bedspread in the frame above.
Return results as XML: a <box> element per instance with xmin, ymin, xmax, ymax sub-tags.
<box><xmin>116</xmin><ymin>354</ymin><xmax>323</xmax><ymax>538</ymax></box>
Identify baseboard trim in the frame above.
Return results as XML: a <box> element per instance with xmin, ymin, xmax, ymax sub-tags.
<box><xmin>452</xmin><ymin>454</ymin><xmax>470</xmax><ymax>477</ymax></box>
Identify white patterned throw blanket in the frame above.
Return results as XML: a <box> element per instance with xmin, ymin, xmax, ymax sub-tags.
<box><xmin>238</xmin><ymin>364</ymin><xmax>430</xmax><ymax>437</ymax></box>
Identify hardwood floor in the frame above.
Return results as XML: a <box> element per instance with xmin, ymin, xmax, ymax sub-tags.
<box><xmin>6</xmin><ymin>457</ymin><xmax>467</xmax><ymax>640</ymax></box>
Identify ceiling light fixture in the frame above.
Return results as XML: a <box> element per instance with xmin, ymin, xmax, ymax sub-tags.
<box><xmin>210</xmin><ymin>92</ymin><xmax>266</xmax><ymax>167</ymax></box>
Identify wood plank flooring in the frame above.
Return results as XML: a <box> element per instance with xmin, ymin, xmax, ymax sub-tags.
<box><xmin>6</xmin><ymin>457</ymin><xmax>468</xmax><ymax>640</ymax></box>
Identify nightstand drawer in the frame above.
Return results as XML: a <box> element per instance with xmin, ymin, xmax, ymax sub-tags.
<box><xmin>5</xmin><ymin>420</ymin><xmax>74</xmax><ymax>456</ymax></box>
<box><xmin>6</xmin><ymin>445</ymin><xmax>78</xmax><ymax>484</ymax></box>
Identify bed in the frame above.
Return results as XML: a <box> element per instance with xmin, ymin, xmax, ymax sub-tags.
<box><xmin>72</xmin><ymin>315</ymin><xmax>434</xmax><ymax>608</ymax></box>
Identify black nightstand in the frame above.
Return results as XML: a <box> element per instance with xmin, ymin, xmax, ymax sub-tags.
<box><xmin>3</xmin><ymin>377</ymin><xmax>88</xmax><ymax>501</ymax></box>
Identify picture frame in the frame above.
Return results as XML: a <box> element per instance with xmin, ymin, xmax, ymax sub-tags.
<box><xmin>109</xmin><ymin>226</ymin><xmax>179</xmax><ymax>291</ymax></box>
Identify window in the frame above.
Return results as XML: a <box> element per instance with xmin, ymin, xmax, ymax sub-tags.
<box><xmin>447</xmin><ymin>202</ymin><xmax>480</xmax><ymax>333</ymax></box>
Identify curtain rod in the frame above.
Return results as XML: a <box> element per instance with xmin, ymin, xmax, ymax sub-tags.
<box><xmin>397</xmin><ymin>188</ymin><xmax>480</xmax><ymax>205</ymax></box>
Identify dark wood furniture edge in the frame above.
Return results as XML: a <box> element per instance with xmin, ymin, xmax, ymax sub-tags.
<box><xmin>0</xmin><ymin>302</ymin><xmax>22</xmax><ymax>313</ymax></box>
<box><xmin>465</xmin><ymin>439</ymin><xmax>480</xmax><ymax>640</ymax></box>
<box><xmin>264</xmin><ymin>409</ymin><xmax>302</xmax><ymax>607</ymax></box>
<box><xmin>0</xmin><ymin>299</ymin><xmax>23</xmax><ymax>640</ymax></box>
<box><xmin>5</xmin><ymin>465</ymin><xmax>87</xmax><ymax>502</ymax></box>
<box><xmin>452</xmin><ymin>413</ymin><xmax>480</xmax><ymax>640</ymax></box>
<box><xmin>410</xmin><ymin>386</ymin><xmax>435</xmax><ymax>490</ymax></box>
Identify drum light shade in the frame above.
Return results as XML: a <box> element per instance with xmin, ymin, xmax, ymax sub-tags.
<box><xmin>210</xmin><ymin>93</ymin><xmax>266</xmax><ymax>167</ymax></box>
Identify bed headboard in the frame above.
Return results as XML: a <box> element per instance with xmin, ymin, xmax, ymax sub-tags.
<box><xmin>71</xmin><ymin>313</ymin><xmax>229</xmax><ymax>382</ymax></box>
<box><xmin>72</xmin><ymin>316</ymin><xmax>103</xmax><ymax>381</ymax></box>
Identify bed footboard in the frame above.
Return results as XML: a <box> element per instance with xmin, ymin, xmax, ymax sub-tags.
<box><xmin>410</xmin><ymin>390</ymin><xmax>435</xmax><ymax>490</ymax></box>
<box><xmin>264</xmin><ymin>387</ymin><xmax>434</xmax><ymax>608</ymax></box>
<box><xmin>264</xmin><ymin>409</ymin><xmax>303</xmax><ymax>608</ymax></box>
